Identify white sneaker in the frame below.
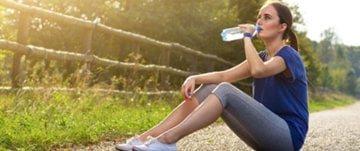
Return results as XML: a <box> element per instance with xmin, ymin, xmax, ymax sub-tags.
<box><xmin>115</xmin><ymin>136</ymin><xmax>144</xmax><ymax>151</ymax></box>
<box><xmin>133</xmin><ymin>138</ymin><xmax>177</xmax><ymax>151</ymax></box>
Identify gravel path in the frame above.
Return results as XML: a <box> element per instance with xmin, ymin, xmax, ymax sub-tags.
<box><xmin>74</xmin><ymin>101</ymin><xmax>360</xmax><ymax>151</ymax></box>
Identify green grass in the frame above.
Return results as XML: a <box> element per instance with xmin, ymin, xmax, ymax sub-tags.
<box><xmin>0</xmin><ymin>89</ymin><xmax>357</xmax><ymax>150</ymax></box>
<box><xmin>308</xmin><ymin>91</ymin><xmax>357</xmax><ymax>112</ymax></box>
<box><xmin>0</xmin><ymin>90</ymin><xmax>180</xmax><ymax>150</ymax></box>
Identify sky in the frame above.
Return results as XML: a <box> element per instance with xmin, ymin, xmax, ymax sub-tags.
<box><xmin>283</xmin><ymin>0</ymin><xmax>359</xmax><ymax>46</ymax></box>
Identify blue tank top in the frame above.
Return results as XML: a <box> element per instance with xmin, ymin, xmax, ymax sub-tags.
<box><xmin>253</xmin><ymin>46</ymin><xmax>309</xmax><ymax>150</ymax></box>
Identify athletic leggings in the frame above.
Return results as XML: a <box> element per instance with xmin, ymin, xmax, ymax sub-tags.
<box><xmin>193</xmin><ymin>82</ymin><xmax>294</xmax><ymax>151</ymax></box>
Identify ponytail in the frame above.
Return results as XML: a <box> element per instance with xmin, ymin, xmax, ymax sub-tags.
<box><xmin>288</xmin><ymin>29</ymin><xmax>299</xmax><ymax>52</ymax></box>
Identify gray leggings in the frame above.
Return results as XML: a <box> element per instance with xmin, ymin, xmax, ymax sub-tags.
<box><xmin>194</xmin><ymin>82</ymin><xmax>294</xmax><ymax>151</ymax></box>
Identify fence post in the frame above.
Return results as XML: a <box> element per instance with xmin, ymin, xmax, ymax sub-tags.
<box><xmin>160</xmin><ymin>49</ymin><xmax>170</xmax><ymax>89</ymax></box>
<box><xmin>11</xmin><ymin>0</ymin><xmax>31</xmax><ymax>88</ymax></box>
<box><xmin>75</xmin><ymin>19</ymin><xmax>96</xmax><ymax>87</ymax></box>
<box><xmin>190</xmin><ymin>57</ymin><xmax>198</xmax><ymax>73</ymax></box>
<box><xmin>207</xmin><ymin>61</ymin><xmax>215</xmax><ymax>72</ymax></box>
<box><xmin>82</xmin><ymin>18</ymin><xmax>97</xmax><ymax>54</ymax></box>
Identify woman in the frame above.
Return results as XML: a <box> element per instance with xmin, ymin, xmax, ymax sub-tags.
<box><xmin>116</xmin><ymin>1</ymin><xmax>308</xmax><ymax>150</ymax></box>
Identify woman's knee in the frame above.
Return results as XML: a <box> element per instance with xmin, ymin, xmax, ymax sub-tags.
<box><xmin>193</xmin><ymin>84</ymin><xmax>217</xmax><ymax>104</ymax></box>
<box><xmin>217</xmin><ymin>82</ymin><xmax>233</xmax><ymax>88</ymax></box>
<box><xmin>212</xmin><ymin>82</ymin><xmax>246</xmax><ymax>107</ymax></box>
<box><xmin>213</xmin><ymin>82</ymin><xmax>238</xmax><ymax>94</ymax></box>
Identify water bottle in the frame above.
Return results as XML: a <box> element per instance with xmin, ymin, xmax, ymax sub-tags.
<box><xmin>221</xmin><ymin>25</ymin><xmax>261</xmax><ymax>41</ymax></box>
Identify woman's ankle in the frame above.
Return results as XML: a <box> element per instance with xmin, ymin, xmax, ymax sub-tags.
<box><xmin>157</xmin><ymin>133</ymin><xmax>178</xmax><ymax>144</ymax></box>
<box><xmin>138</xmin><ymin>135</ymin><xmax>149</xmax><ymax>142</ymax></box>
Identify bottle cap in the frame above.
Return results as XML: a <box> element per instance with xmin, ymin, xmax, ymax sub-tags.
<box><xmin>252</xmin><ymin>25</ymin><xmax>262</xmax><ymax>37</ymax></box>
<box><xmin>255</xmin><ymin>26</ymin><xmax>262</xmax><ymax>32</ymax></box>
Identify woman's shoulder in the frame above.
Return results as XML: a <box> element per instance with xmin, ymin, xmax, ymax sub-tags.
<box><xmin>277</xmin><ymin>45</ymin><xmax>301</xmax><ymax>58</ymax></box>
<box><xmin>281</xmin><ymin>45</ymin><xmax>297</xmax><ymax>53</ymax></box>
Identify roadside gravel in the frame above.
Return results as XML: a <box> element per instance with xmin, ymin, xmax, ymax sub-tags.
<box><xmin>73</xmin><ymin>101</ymin><xmax>360</xmax><ymax>151</ymax></box>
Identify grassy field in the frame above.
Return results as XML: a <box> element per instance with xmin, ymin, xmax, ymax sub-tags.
<box><xmin>0</xmin><ymin>89</ymin><xmax>357</xmax><ymax>150</ymax></box>
<box><xmin>308</xmin><ymin>91</ymin><xmax>357</xmax><ymax>112</ymax></box>
<box><xmin>0</xmin><ymin>89</ymin><xmax>181</xmax><ymax>150</ymax></box>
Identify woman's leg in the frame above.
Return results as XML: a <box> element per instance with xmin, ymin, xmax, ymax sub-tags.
<box><xmin>155</xmin><ymin>82</ymin><xmax>293</xmax><ymax>150</ymax></box>
<box><xmin>213</xmin><ymin>82</ymin><xmax>294</xmax><ymax>151</ymax></box>
<box><xmin>137</xmin><ymin>84</ymin><xmax>216</xmax><ymax>142</ymax></box>
<box><xmin>157</xmin><ymin>93</ymin><xmax>223</xmax><ymax>144</ymax></box>
<box><xmin>148</xmin><ymin>84</ymin><xmax>220</xmax><ymax>143</ymax></box>
<box><xmin>137</xmin><ymin>100</ymin><xmax>198</xmax><ymax>141</ymax></box>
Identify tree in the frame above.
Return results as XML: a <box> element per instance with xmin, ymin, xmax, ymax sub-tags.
<box><xmin>344</xmin><ymin>69</ymin><xmax>357</xmax><ymax>94</ymax></box>
<box><xmin>315</xmin><ymin>28</ymin><xmax>358</xmax><ymax>95</ymax></box>
<box><xmin>297</xmin><ymin>32</ymin><xmax>322</xmax><ymax>91</ymax></box>
<box><xmin>317</xmin><ymin>28</ymin><xmax>340</xmax><ymax>64</ymax></box>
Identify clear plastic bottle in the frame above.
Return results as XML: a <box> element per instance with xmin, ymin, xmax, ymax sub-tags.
<box><xmin>221</xmin><ymin>25</ymin><xmax>261</xmax><ymax>41</ymax></box>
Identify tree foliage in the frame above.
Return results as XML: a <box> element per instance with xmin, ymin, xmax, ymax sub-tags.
<box><xmin>314</xmin><ymin>28</ymin><xmax>360</xmax><ymax>96</ymax></box>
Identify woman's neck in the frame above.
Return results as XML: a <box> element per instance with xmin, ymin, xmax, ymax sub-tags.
<box><xmin>264</xmin><ymin>40</ymin><xmax>286</xmax><ymax>57</ymax></box>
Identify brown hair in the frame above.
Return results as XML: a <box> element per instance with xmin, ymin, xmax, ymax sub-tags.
<box><xmin>265</xmin><ymin>1</ymin><xmax>299</xmax><ymax>51</ymax></box>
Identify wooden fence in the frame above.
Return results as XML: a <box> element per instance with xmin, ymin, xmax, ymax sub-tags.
<box><xmin>0</xmin><ymin>0</ymin><xmax>249</xmax><ymax>92</ymax></box>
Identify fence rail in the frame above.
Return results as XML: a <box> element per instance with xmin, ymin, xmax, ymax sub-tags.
<box><xmin>0</xmin><ymin>39</ymin><xmax>191</xmax><ymax>77</ymax></box>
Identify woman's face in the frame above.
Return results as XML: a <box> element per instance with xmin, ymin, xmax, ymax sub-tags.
<box><xmin>256</xmin><ymin>4</ymin><xmax>286</xmax><ymax>40</ymax></box>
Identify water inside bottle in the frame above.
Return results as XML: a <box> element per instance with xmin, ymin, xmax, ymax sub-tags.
<box><xmin>221</xmin><ymin>27</ymin><xmax>243</xmax><ymax>41</ymax></box>
<box><xmin>222</xmin><ymin>32</ymin><xmax>243</xmax><ymax>41</ymax></box>
<box><xmin>221</xmin><ymin>25</ymin><xmax>261</xmax><ymax>41</ymax></box>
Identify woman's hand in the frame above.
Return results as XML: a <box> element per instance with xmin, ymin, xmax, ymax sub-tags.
<box><xmin>181</xmin><ymin>77</ymin><xmax>195</xmax><ymax>101</ymax></box>
<box><xmin>238</xmin><ymin>24</ymin><xmax>256</xmax><ymax>34</ymax></box>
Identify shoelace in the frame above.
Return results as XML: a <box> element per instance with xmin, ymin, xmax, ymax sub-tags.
<box><xmin>144</xmin><ymin>137</ymin><xmax>157</xmax><ymax>146</ymax></box>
